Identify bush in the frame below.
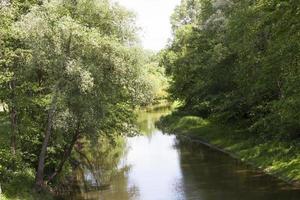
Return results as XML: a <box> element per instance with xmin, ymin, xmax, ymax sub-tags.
<box><xmin>0</xmin><ymin>149</ymin><xmax>25</xmax><ymax>182</ymax></box>
<box><xmin>174</xmin><ymin>116</ymin><xmax>207</xmax><ymax>131</ymax></box>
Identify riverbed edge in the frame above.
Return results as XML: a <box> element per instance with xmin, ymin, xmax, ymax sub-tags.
<box><xmin>157</xmin><ymin>115</ymin><xmax>300</xmax><ymax>188</ymax></box>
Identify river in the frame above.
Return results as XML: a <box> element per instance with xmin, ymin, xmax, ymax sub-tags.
<box><xmin>71</xmin><ymin>109</ymin><xmax>300</xmax><ymax>200</ymax></box>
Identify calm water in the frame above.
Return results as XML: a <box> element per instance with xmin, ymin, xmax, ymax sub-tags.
<box><xmin>72</xmin><ymin>109</ymin><xmax>300</xmax><ymax>200</ymax></box>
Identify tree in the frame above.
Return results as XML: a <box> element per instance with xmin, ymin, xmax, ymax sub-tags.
<box><xmin>0</xmin><ymin>0</ymin><xmax>154</xmax><ymax>191</ymax></box>
<box><xmin>162</xmin><ymin>0</ymin><xmax>300</xmax><ymax>139</ymax></box>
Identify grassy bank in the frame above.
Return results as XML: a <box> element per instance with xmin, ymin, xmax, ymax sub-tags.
<box><xmin>157</xmin><ymin>114</ymin><xmax>300</xmax><ymax>186</ymax></box>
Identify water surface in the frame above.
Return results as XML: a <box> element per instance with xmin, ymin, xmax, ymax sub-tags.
<box><xmin>72</xmin><ymin>109</ymin><xmax>300</xmax><ymax>200</ymax></box>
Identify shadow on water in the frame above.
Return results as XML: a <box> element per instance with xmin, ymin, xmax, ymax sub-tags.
<box><xmin>66</xmin><ymin>107</ymin><xmax>300</xmax><ymax>200</ymax></box>
<box><xmin>175</xmin><ymin>139</ymin><xmax>300</xmax><ymax>200</ymax></box>
<box><xmin>63</xmin><ymin>135</ymin><xmax>137</xmax><ymax>200</ymax></box>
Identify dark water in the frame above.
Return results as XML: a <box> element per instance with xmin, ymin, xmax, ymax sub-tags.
<box><xmin>72</xmin><ymin>109</ymin><xmax>300</xmax><ymax>200</ymax></box>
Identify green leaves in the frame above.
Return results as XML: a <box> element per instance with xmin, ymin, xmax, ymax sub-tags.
<box><xmin>163</xmin><ymin>0</ymin><xmax>300</xmax><ymax>140</ymax></box>
<box><xmin>0</xmin><ymin>0</ymin><xmax>156</xmax><ymax>189</ymax></box>
<box><xmin>0</xmin><ymin>149</ymin><xmax>25</xmax><ymax>182</ymax></box>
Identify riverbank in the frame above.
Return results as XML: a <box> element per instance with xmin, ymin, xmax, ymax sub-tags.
<box><xmin>157</xmin><ymin>114</ymin><xmax>300</xmax><ymax>187</ymax></box>
<box><xmin>138</xmin><ymin>99</ymin><xmax>178</xmax><ymax>112</ymax></box>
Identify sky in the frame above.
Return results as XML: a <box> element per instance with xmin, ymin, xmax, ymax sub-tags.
<box><xmin>116</xmin><ymin>0</ymin><xmax>181</xmax><ymax>51</ymax></box>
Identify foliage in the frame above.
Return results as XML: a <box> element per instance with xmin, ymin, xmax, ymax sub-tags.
<box><xmin>0</xmin><ymin>0</ymin><xmax>160</xmax><ymax>197</ymax></box>
<box><xmin>0</xmin><ymin>149</ymin><xmax>24</xmax><ymax>182</ymax></box>
<box><xmin>161</xmin><ymin>0</ymin><xmax>300</xmax><ymax>140</ymax></box>
<box><xmin>136</xmin><ymin>50</ymin><xmax>170</xmax><ymax>106</ymax></box>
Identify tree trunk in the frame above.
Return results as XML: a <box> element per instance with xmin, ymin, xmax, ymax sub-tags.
<box><xmin>9</xmin><ymin>79</ymin><xmax>17</xmax><ymax>155</ymax></box>
<box><xmin>46</xmin><ymin>121</ymin><xmax>81</xmax><ymax>183</ymax></box>
<box><xmin>35</xmin><ymin>92</ymin><xmax>58</xmax><ymax>190</ymax></box>
<box><xmin>10</xmin><ymin>105</ymin><xmax>17</xmax><ymax>155</ymax></box>
<box><xmin>35</xmin><ymin>33</ymin><xmax>73</xmax><ymax>190</ymax></box>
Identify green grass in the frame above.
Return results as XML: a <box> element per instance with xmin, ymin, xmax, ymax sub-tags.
<box><xmin>158</xmin><ymin>114</ymin><xmax>300</xmax><ymax>185</ymax></box>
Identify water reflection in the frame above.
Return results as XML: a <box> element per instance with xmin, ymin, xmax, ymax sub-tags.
<box><xmin>125</xmin><ymin>133</ymin><xmax>184</xmax><ymax>200</ymax></box>
<box><xmin>70</xmin><ymin>135</ymin><xmax>137</xmax><ymax>200</ymax></box>
<box><xmin>176</xmin><ymin>139</ymin><xmax>300</xmax><ymax>200</ymax></box>
<box><xmin>70</xmin><ymin>108</ymin><xmax>300</xmax><ymax>200</ymax></box>
<box><xmin>135</xmin><ymin>108</ymin><xmax>171</xmax><ymax>135</ymax></box>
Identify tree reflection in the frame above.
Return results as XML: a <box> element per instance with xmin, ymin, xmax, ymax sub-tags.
<box><xmin>68</xmin><ymin>135</ymin><xmax>139</xmax><ymax>200</ymax></box>
<box><xmin>136</xmin><ymin>108</ymin><xmax>171</xmax><ymax>135</ymax></box>
<box><xmin>176</xmin><ymin>139</ymin><xmax>300</xmax><ymax>200</ymax></box>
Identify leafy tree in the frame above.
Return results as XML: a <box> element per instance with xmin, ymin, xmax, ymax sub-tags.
<box><xmin>162</xmin><ymin>0</ymin><xmax>300</xmax><ymax>139</ymax></box>
<box><xmin>0</xmin><ymin>0</ymin><xmax>157</xmax><ymax>192</ymax></box>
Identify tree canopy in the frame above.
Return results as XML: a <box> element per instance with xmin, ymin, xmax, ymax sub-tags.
<box><xmin>161</xmin><ymin>0</ymin><xmax>300</xmax><ymax>140</ymax></box>
<box><xmin>0</xmin><ymin>0</ymin><xmax>164</xmax><ymax>193</ymax></box>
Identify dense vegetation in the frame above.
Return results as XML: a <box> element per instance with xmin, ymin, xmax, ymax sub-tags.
<box><xmin>159</xmin><ymin>0</ymin><xmax>300</xmax><ymax>184</ymax></box>
<box><xmin>0</xmin><ymin>0</ymin><xmax>166</xmax><ymax>199</ymax></box>
<box><xmin>161</xmin><ymin>0</ymin><xmax>300</xmax><ymax>141</ymax></box>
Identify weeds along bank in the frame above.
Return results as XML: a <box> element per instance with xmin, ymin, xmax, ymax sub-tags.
<box><xmin>159</xmin><ymin>0</ymin><xmax>300</xmax><ymax>185</ymax></box>
<box><xmin>157</xmin><ymin>113</ymin><xmax>300</xmax><ymax>186</ymax></box>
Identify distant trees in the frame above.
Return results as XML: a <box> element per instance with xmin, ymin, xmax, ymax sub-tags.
<box><xmin>0</xmin><ymin>0</ymin><xmax>160</xmax><ymax>191</ymax></box>
<box><xmin>162</xmin><ymin>0</ymin><xmax>300</xmax><ymax>139</ymax></box>
<box><xmin>138</xmin><ymin>50</ymin><xmax>169</xmax><ymax>105</ymax></box>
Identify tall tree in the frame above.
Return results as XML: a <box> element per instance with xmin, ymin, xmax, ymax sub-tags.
<box><xmin>7</xmin><ymin>0</ymin><xmax>150</xmax><ymax>190</ymax></box>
